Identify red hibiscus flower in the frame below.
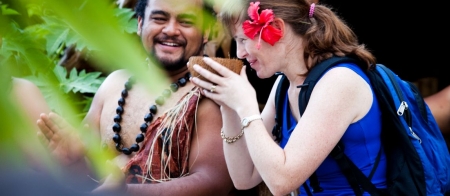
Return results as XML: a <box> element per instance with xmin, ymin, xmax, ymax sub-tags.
<box><xmin>242</xmin><ymin>1</ymin><xmax>282</xmax><ymax>49</ymax></box>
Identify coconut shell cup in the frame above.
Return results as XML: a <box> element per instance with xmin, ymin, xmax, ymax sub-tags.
<box><xmin>188</xmin><ymin>56</ymin><xmax>244</xmax><ymax>83</ymax></box>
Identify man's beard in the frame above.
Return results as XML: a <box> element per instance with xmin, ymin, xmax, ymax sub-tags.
<box><xmin>150</xmin><ymin>42</ymin><xmax>204</xmax><ymax>72</ymax></box>
<box><xmin>148</xmin><ymin>33</ymin><xmax>204</xmax><ymax>72</ymax></box>
<box><xmin>150</xmin><ymin>49</ymin><xmax>187</xmax><ymax>72</ymax></box>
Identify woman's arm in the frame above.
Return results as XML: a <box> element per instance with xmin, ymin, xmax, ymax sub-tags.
<box><xmin>220</xmin><ymin>75</ymin><xmax>280</xmax><ymax>189</ymax></box>
<box><xmin>242</xmin><ymin>67</ymin><xmax>373</xmax><ymax>195</ymax></box>
<box><xmin>190</xmin><ymin>58</ymin><xmax>370</xmax><ymax>195</ymax></box>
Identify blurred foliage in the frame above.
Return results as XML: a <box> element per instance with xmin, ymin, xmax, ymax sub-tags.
<box><xmin>0</xmin><ymin>0</ymin><xmax>222</xmax><ymax>192</ymax></box>
<box><xmin>0</xmin><ymin>0</ymin><xmax>166</xmax><ymax>184</ymax></box>
<box><xmin>1</xmin><ymin>1</ymin><xmax>142</xmax><ymax>117</ymax></box>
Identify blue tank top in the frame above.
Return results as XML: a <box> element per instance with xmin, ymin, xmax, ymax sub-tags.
<box><xmin>279</xmin><ymin>63</ymin><xmax>387</xmax><ymax>195</ymax></box>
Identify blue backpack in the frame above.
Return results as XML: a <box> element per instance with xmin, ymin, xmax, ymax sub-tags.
<box><xmin>272</xmin><ymin>56</ymin><xmax>450</xmax><ymax>195</ymax></box>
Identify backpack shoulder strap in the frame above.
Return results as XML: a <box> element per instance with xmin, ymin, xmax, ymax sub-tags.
<box><xmin>299</xmin><ymin>56</ymin><xmax>382</xmax><ymax>196</ymax></box>
<box><xmin>273</xmin><ymin>56</ymin><xmax>358</xmax><ymax>141</ymax></box>
<box><xmin>298</xmin><ymin>56</ymin><xmax>359</xmax><ymax>116</ymax></box>
<box><xmin>272</xmin><ymin>57</ymin><xmax>381</xmax><ymax>195</ymax></box>
<box><xmin>272</xmin><ymin>73</ymin><xmax>289</xmax><ymax>142</ymax></box>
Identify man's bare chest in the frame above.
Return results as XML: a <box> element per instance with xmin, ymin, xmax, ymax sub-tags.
<box><xmin>99</xmin><ymin>82</ymin><xmax>194</xmax><ymax>154</ymax></box>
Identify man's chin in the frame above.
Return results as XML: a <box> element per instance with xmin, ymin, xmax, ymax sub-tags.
<box><xmin>150</xmin><ymin>51</ymin><xmax>187</xmax><ymax>70</ymax></box>
<box><xmin>156</xmin><ymin>53</ymin><xmax>181</xmax><ymax>63</ymax></box>
<box><xmin>157</xmin><ymin>58</ymin><xmax>187</xmax><ymax>71</ymax></box>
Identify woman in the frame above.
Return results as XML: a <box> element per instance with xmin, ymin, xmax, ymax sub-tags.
<box><xmin>190</xmin><ymin>0</ymin><xmax>386</xmax><ymax>195</ymax></box>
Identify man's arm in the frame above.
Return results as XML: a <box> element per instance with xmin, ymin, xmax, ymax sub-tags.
<box><xmin>10</xmin><ymin>78</ymin><xmax>52</xmax><ymax>171</ymax></box>
<box><xmin>36</xmin><ymin>70</ymin><xmax>128</xmax><ymax>191</ymax></box>
<box><xmin>11</xmin><ymin>78</ymin><xmax>52</xmax><ymax>129</ymax></box>
<box><xmin>424</xmin><ymin>85</ymin><xmax>450</xmax><ymax>139</ymax></box>
<box><xmin>125</xmin><ymin>98</ymin><xmax>234</xmax><ymax>196</ymax></box>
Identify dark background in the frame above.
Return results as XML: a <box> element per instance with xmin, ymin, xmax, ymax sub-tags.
<box><xmin>321</xmin><ymin>0</ymin><xmax>449</xmax><ymax>88</ymax></box>
<box><xmin>237</xmin><ymin>0</ymin><xmax>449</xmax><ymax>106</ymax></box>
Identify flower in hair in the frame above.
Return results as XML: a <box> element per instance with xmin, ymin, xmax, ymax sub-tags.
<box><xmin>242</xmin><ymin>1</ymin><xmax>282</xmax><ymax>49</ymax></box>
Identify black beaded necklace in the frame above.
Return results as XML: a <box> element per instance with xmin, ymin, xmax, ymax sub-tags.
<box><xmin>112</xmin><ymin>72</ymin><xmax>191</xmax><ymax>155</ymax></box>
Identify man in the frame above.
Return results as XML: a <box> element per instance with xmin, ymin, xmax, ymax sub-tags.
<box><xmin>425</xmin><ymin>86</ymin><xmax>450</xmax><ymax>149</ymax></box>
<box><xmin>37</xmin><ymin>0</ymin><xmax>236</xmax><ymax>195</ymax></box>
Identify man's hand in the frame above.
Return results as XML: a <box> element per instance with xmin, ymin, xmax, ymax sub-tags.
<box><xmin>91</xmin><ymin>160</ymin><xmax>127</xmax><ymax>195</ymax></box>
<box><xmin>37</xmin><ymin>112</ymin><xmax>86</xmax><ymax>166</ymax></box>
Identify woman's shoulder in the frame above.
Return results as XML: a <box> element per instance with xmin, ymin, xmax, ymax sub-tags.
<box><xmin>329</xmin><ymin>62</ymin><xmax>368</xmax><ymax>80</ymax></box>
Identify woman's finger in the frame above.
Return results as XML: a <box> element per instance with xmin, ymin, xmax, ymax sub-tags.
<box><xmin>192</xmin><ymin>64</ymin><xmax>224</xmax><ymax>86</ymax></box>
<box><xmin>240</xmin><ymin>65</ymin><xmax>247</xmax><ymax>77</ymax></box>
<box><xmin>202</xmin><ymin>57</ymin><xmax>236</xmax><ymax>79</ymax></box>
<box><xmin>190</xmin><ymin>69</ymin><xmax>220</xmax><ymax>90</ymax></box>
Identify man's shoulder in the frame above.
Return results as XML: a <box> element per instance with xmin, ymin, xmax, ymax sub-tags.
<box><xmin>87</xmin><ymin>69</ymin><xmax>132</xmax><ymax>120</ymax></box>
<box><xmin>94</xmin><ymin>69</ymin><xmax>131</xmax><ymax>98</ymax></box>
<box><xmin>105</xmin><ymin>69</ymin><xmax>131</xmax><ymax>81</ymax></box>
<box><xmin>196</xmin><ymin>97</ymin><xmax>221</xmax><ymax>118</ymax></box>
<box><xmin>100</xmin><ymin>69</ymin><xmax>132</xmax><ymax>87</ymax></box>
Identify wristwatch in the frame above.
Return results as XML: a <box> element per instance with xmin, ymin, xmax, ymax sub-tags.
<box><xmin>241</xmin><ymin>115</ymin><xmax>262</xmax><ymax>128</ymax></box>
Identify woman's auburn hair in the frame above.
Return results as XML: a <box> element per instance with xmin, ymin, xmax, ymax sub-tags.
<box><xmin>218</xmin><ymin>0</ymin><xmax>376</xmax><ymax>75</ymax></box>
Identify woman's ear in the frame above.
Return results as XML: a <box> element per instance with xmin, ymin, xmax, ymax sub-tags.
<box><xmin>272</xmin><ymin>18</ymin><xmax>285</xmax><ymax>37</ymax></box>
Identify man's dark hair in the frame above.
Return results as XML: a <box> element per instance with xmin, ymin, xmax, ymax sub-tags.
<box><xmin>134</xmin><ymin>0</ymin><xmax>216</xmax><ymax>34</ymax></box>
<box><xmin>135</xmin><ymin>0</ymin><xmax>148</xmax><ymax>20</ymax></box>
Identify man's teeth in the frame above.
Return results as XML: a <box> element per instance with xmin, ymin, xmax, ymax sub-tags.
<box><xmin>162</xmin><ymin>42</ymin><xmax>179</xmax><ymax>46</ymax></box>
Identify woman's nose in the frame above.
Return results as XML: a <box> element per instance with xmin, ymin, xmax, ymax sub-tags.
<box><xmin>236</xmin><ymin>45</ymin><xmax>248</xmax><ymax>59</ymax></box>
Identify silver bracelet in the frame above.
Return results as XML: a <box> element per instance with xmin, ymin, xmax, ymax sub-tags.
<box><xmin>221</xmin><ymin>115</ymin><xmax>262</xmax><ymax>144</ymax></box>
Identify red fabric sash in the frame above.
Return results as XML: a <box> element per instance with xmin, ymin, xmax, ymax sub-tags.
<box><xmin>123</xmin><ymin>88</ymin><xmax>201</xmax><ymax>183</ymax></box>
